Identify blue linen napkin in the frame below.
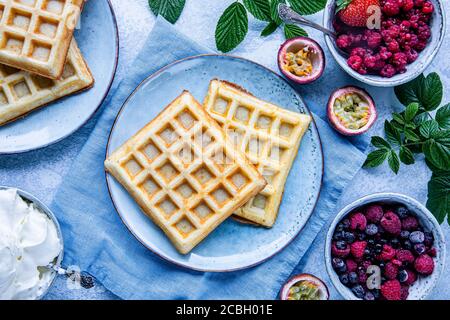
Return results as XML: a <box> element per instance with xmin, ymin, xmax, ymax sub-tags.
<box><xmin>51</xmin><ymin>17</ymin><xmax>367</xmax><ymax>299</ymax></box>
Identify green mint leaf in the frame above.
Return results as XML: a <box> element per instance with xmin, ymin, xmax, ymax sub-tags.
<box><xmin>215</xmin><ymin>2</ymin><xmax>248</xmax><ymax>53</ymax></box>
<box><xmin>270</xmin><ymin>0</ymin><xmax>285</xmax><ymax>25</ymax></box>
<box><xmin>148</xmin><ymin>0</ymin><xmax>186</xmax><ymax>24</ymax></box>
<box><xmin>363</xmin><ymin>149</ymin><xmax>389</xmax><ymax>168</ymax></box>
<box><xmin>404</xmin><ymin>128</ymin><xmax>421</xmax><ymax>142</ymax></box>
<box><xmin>392</xmin><ymin>113</ymin><xmax>405</xmax><ymax>125</ymax></box>
<box><xmin>399</xmin><ymin>146</ymin><xmax>415</xmax><ymax>165</ymax></box>
<box><xmin>423</xmin><ymin>130</ymin><xmax>450</xmax><ymax>171</ymax></box>
<box><xmin>284</xmin><ymin>24</ymin><xmax>308</xmax><ymax>39</ymax></box>
<box><xmin>385</xmin><ymin>120</ymin><xmax>402</xmax><ymax>146</ymax></box>
<box><xmin>371</xmin><ymin>136</ymin><xmax>391</xmax><ymax>150</ymax></box>
<box><xmin>414</xmin><ymin>111</ymin><xmax>429</xmax><ymax>126</ymax></box>
<box><xmin>243</xmin><ymin>0</ymin><xmax>271</xmax><ymax>21</ymax></box>
<box><xmin>419</xmin><ymin>120</ymin><xmax>439</xmax><ymax>139</ymax></box>
<box><xmin>288</xmin><ymin>0</ymin><xmax>327</xmax><ymax>15</ymax></box>
<box><xmin>260</xmin><ymin>20</ymin><xmax>279</xmax><ymax>37</ymax></box>
<box><xmin>427</xmin><ymin>172</ymin><xmax>450</xmax><ymax>224</ymax></box>
<box><xmin>388</xmin><ymin>150</ymin><xmax>400</xmax><ymax>174</ymax></box>
<box><xmin>421</xmin><ymin>72</ymin><xmax>443</xmax><ymax>111</ymax></box>
<box><xmin>436</xmin><ymin>103</ymin><xmax>450</xmax><ymax>130</ymax></box>
<box><xmin>405</xmin><ymin>102</ymin><xmax>420</xmax><ymax>122</ymax></box>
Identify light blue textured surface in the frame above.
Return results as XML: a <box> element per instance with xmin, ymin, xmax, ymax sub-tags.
<box><xmin>0</xmin><ymin>0</ymin><xmax>449</xmax><ymax>300</ymax></box>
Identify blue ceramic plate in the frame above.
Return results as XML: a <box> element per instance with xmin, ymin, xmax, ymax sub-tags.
<box><xmin>106</xmin><ymin>55</ymin><xmax>324</xmax><ymax>272</ymax></box>
<box><xmin>0</xmin><ymin>0</ymin><xmax>118</xmax><ymax>154</ymax></box>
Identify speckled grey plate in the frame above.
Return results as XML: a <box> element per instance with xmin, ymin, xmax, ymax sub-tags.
<box><xmin>0</xmin><ymin>186</ymin><xmax>64</xmax><ymax>300</ymax></box>
<box><xmin>0</xmin><ymin>0</ymin><xmax>119</xmax><ymax>154</ymax></box>
<box><xmin>324</xmin><ymin>0</ymin><xmax>446</xmax><ymax>87</ymax></box>
<box><xmin>106</xmin><ymin>55</ymin><xmax>324</xmax><ymax>272</ymax></box>
<box><xmin>325</xmin><ymin>193</ymin><xmax>446</xmax><ymax>300</ymax></box>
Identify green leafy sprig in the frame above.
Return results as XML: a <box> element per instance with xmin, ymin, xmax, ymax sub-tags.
<box><xmin>148</xmin><ymin>0</ymin><xmax>186</xmax><ymax>24</ymax></box>
<box><xmin>364</xmin><ymin>73</ymin><xmax>450</xmax><ymax>224</ymax></box>
<box><xmin>216</xmin><ymin>0</ymin><xmax>326</xmax><ymax>53</ymax></box>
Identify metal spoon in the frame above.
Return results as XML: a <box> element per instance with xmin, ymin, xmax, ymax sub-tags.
<box><xmin>46</xmin><ymin>263</ymin><xmax>95</xmax><ymax>289</ymax></box>
<box><xmin>278</xmin><ymin>4</ymin><xmax>337</xmax><ymax>38</ymax></box>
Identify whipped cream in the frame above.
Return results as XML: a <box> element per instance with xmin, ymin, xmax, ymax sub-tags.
<box><xmin>0</xmin><ymin>189</ymin><xmax>62</xmax><ymax>300</ymax></box>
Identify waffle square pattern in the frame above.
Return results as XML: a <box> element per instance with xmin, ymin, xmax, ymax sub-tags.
<box><xmin>0</xmin><ymin>39</ymin><xmax>93</xmax><ymax>125</ymax></box>
<box><xmin>204</xmin><ymin>80</ymin><xmax>312</xmax><ymax>227</ymax></box>
<box><xmin>0</xmin><ymin>0</ymin><xmax>85</xmax><ymax>78</ymax></box>
<box><xmin>105</xmin><ymin>92</ymin><xmax>266</xmax><ymax>254</ymax></box>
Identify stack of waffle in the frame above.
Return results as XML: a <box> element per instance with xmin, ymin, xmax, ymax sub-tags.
<box><xmin>0</xmin><ymin>0</ymin><xmax>93</xmax><ymax>126</ymax></box>
<box><xmin>106</xmin><ymin>81</ymin><xmax>312</xmax><ymax>254</ymax></box>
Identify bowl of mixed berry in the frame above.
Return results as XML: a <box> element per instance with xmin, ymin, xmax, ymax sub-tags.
<box><xmin>325</xmin><ymin>193</ymin><xmax>445</xmax><ymax>300</ymax></box>
<box><xmin>323</xmin><ymin>0</ymin><xmax>446</xmax><ymax>86</ymax></box>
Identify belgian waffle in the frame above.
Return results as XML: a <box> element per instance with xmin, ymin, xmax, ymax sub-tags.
<box><xmin>0</xmin><ymin>39</ymin><xmax>93</xmax><ymax>126</ymax></box>
<box><xmin>204</xmin><ymin>80</ymin><xmax>311</xmax><ymax>227</ymax></box>
<box><xmin>0</xmin><ymin>0</ymin><xmax>85</xmax><ymax>79</ymax></box>
<box><xmin>105</xmin><ymin>92</ymin><xmax>266</xmax><ymax>254</ymax></box>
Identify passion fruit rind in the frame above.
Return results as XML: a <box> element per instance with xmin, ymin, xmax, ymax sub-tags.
<box><xmin>280</xmin><ymin>273</ymin><xmax>330</xmax><ymax>300</ymax></box>
<box><xmin>278</xmin><ymin>37</ymin><xmax>326</xmax><ymax>85</ymax></box>
<box><xmin>327</xmin><ymin>86</ymin><xmax>377</xmax><ymax>136</ymax></box>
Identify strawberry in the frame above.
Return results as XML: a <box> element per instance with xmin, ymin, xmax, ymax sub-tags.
<box><xmin>337</xmin><ymin>0</ymin><xmax>381</xmax><ymax>27</ymax></box>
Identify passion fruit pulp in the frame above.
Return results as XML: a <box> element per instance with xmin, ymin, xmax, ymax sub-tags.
<box><xmin>280</xmin><ymin>274</ymin><xmax>329</xmax><ymax>300</ymax></box>
<box><xmin>327</xmin><ymin>86</ymin><xmax>377</xmax><ymax>136</ymax></box>
<box><xmin>278</xmin><ymin>37</ymin><xmax>325</xmax><ymax>84</ymax></box>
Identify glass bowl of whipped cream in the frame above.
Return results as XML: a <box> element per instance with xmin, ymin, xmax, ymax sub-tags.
<box><xmin>0</xmin><ymin>186</ymin><xmax>64</xmax><ymax>300</ymax></box>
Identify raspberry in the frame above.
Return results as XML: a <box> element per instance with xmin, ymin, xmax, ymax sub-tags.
<box><xmin>392</xmin><ymin>259</ymin><xmax>403</xmax><ymax>267</ymax></box>
<box><xmin>382</xmin><ymin>0</ymin><xmax>401</xmax><ymax>16</ymax></box>
<box><xmin>346</xmin><ymin>259</ymin><xmax>358</xmax><ymax>273</ymax></box>
<box><xmin>422</xmin><ymin>1</ymin><xmax>434</xmax><ymax>14</ymax></box>
<box><xmin>348</xmin><ymin>55</ymin><xmax>363</xmax><ymax>71</ymax></box>
<box><xmin>417</xmin><ymin>24</ymin><xmax>431</xmax><ymax>40</ymax></box>
<box><xmin>380</xmin><ymin>211</ymin><xmax>401</xmax><ymax>235</ymax></box>
<box><xmin>336</xmin><ymin>34</ymin><xmax>352</xmax><ymax>49</ymax></box>
<box><xmin>402</xmin><ymin>216</ymin><xmax>418</xmax><ymax>230</ymax></box>
<box><xmin>396</xmin><ymin>249</ymin><xmax>415</xmax><ymax>264</ymax></box>
<box><xmin>414</xmin><ymin>254</ymin><xmax>434</xmax><ymax>275</ymax></box>
<box><xmin>361</xmin><ymin>260</ymin><xmax>372</xmax><ymax>270</ymax></box>
<box><xmin>414</xmin><ymin>0</ymin><xmax>425</xmax><ymax>6</ymax></box>
<box><xmin>402</xmin><ymin>0</ymin><xmax>414</xmax><ymax>11</ymax></box>
<box><xmin>379</xmin><ymin>47</ymin><xmax>393</xmax><ymax>60</ymax></box>
<box><xmin>387</xmin><ymin>40</ymin><xmax>400</xmax><ymax>52</ymax></box>
<box><xmin>365</xmin><ymin>30</ymin><xmax>382</xmax><ymax>48</ymax></box>
<box><xmin>364</xmin><ymin>205</ymin><xmax>384</xmax><ymax>223</ymax></box>
<box><xmin>414</xmin><ymin>40</ymin><xmax>428</xmax><ymax>51</ymax></box>
<box><xmin>381</xmin><ymin>64</ymin><xmax>396</xmax><ymax>77</ymax></box>
<box><xmin>381</xmin><ymin>280</ymin><xmax>402</xmax><ymax>300</ymax></box>
<box><xmin>351</xmin><ymin>47</ymin><xmax>368</xmax><ymax>57</ymax></box>
<box><xmin>384</xmin><ymin>262</ymin><xmax>399</xmax><ymax>279</ymax></box>
<box><xmin>377</xmin><ymin>244</ymin><xmax>397</xmax><ymax>261</ymax></box>
<box><xmin>358</xmin><ymin>269</ymin><xmax>368</xmax><ymax>284</ymax></box>
<box><xmin>400</xmin><ymin>285</ymin><xmax>410</xmax><ymax>300</ymax></box>
<box><xmin>428</xmin><ymin>247</ymin><xmax>437</xmax><ymax>257</ymax></box>
<box><xmin>351</xmin><ymin>241</ymin><xmax>367</xmax><ymax>259</ymax></box>
<box><xmin>364</xmin><ymin>55</ymin><xmax>378</xmax><ymax>69</ymax></box>
<box><xmin>350</xmin><ymin>212</ymin><xmax>367</xmax><ymax>231</ymax></box>
<box><xmin>404</xmin><ymin>269</ymin><xmax>417</xmax><ymax>285</ymax></box>
<box><xmin>332</xmin><ymin>242</ymin><xmax>351</xmax><ymax>258</ymax></box>
<box><xmin>400</xmin><ymin>20</ymin><xmax>411</xmax><ymax>31</ymax></box>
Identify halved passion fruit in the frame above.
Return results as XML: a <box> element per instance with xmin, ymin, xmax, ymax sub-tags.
<box><xmin>327</xmin><ymin>86</ymin><xmax>377</xmax><ymax>136</ymax></box>
<box><xmin>278</xmin><ymin>37</ymin><xmax>325</xmax><ymax>84</ymax></box>
<box><xmin>280</xmin><ymin>274</ymin><xmax>329</xmax><ymax>300</ymax></box>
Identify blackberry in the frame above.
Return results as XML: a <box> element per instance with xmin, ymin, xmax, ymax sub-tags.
<box><xmin>357</xmin><ymin>233</ymin><xmax>367</xmax><ymax>241</ymax></box>
<box><xmin>333</xmin><ymin>231</ymin><xmax>345</xmax><ymax>241</ymax></box>
<box><xmin>410</xmin><ymin>231</ymin><xmax>425</xmax><ymax>244</ymax></box>
<box><xmin>403</xmin><ymin>240</ymin><xmax>413</xmax><ymax>250</ymax></box>
<box><xmin>395</xmin><ymin>206</ymin><xmax>410</xmax><ymax>219</ymax></box>
<box><xmin>336</xmin><ymin>240</ymin><xmax>348</xmax><ymax>249</ymax></box>
<box><xmin>390</xmin><ymin>238</ymin><xmax>401</xmax><ymax>249</ymax></box>
<box><xmin>372</xmin><ymin>289</ymin><xmax>380</xmax><ymax>299</ymax></box>
<box><xmin>398</xmin><ymin>270</ymin><xmax>409</xmax><ymax>283</ymax></box>
<box><xmin>400</xmin><ymin>230</ymin><xmax>410</xmax><ymax>239</ymax></box>
<box><xmin>366</xmin><ymin>224</ymin><xmax>378</xmax><ymax>236</ymax></box>
<box><xmin>375</xmin><ymin>244</ymin><xmax>383</xmax><ymax>254</ymax></box>
<box><xmin>351</xmin><ymin>285</ymin><xmax>366</xmax><ymax>299</ymax></box>
<box><xmin>424</xmin><ymin>232</ymin><xmax>434</xmax><ymax>246</ymax></box>
<box><xmin>344</xmin><ymin>232</ymin><xmax>356</xmax><ymax>243</ymax></box>
<box><xmin>342</xmin><ymin>219</ymin><xmax>351</xmax><ymax>229</ymax></box>
<box><xmin>340</xmin><ymin>273</ymin><xmax>350</xmax><ymax>287</ymax></box>
<box><xmin>414</xmin><ymin>243</ymin><xmax>426</xmax><ymax>255</ymax></box>
<box><xmin>349</xmin><ymin>272</ymin><xmax>358</xmax><ymax>284</ymax></box>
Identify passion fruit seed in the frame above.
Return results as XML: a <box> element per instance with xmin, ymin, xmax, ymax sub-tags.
<box><xmin>284</xmin><ymin>48</ymin><xmax>313</xmax><ymax>77</ymax></box>
<box><xmin>287</xmin><ymin>280</ymin><xmax>321</xmax><ymax>300</ymax></box>
<box><xmin>333</xmin><ymin>93</ymin><xmax>370</xmax><ymax>130</ymax></box>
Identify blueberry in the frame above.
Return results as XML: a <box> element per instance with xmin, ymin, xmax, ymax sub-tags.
<box><xmin>342</xmin><ymin>219</ymin><xmax>351</xmax><ymax>229</ymax></box>
<box><xmin>333</xmin><ymin>231</ymin><xmax>344</xmax><ymax>241</ymax></box>
<box><xmin>352</xmin><ymin>285</ymin><xmax>366</xmax><ymax>299</ymax></box>
<box><xmin>403</xmin><ymin>240</ymin><xmax>412</xmax><ymax>250</ymax></box>
<box><xmin>340</xmin><ymin>274</ymin><xmax>350</xmax><ymax>287</ymax></box>
<box><xmin>336</xmin><ymin>240</ymin><xmax>348</xmax><ymax>249</ymax></box>
<box><xmin>410</xmin><ymin>231</ymin><xmax>425</xmax><ymax>244</ymax></box>
<box><xmin>424</xmin><ymin>232</ymin><xmax>434</xmax><ymax>246</ymax></box>
<box><xmin>398</xmin><ymin>270</ymin><xmax>409</xmax><ymax>283</ymax></box>
<box><xmin>390</xmin><ymin>238</ymin><xmax>401</xmax><ymax>249</ymax></box>
<box><xmin>395</xmin><ymin>206</ymin><xmax>409</xmax><ymax>219</ymax></box>
<box><xmin>371</xmin><ymin>289</ymin><xmax>380</xmax><ymax>299</ymax></box>
<box><xmin>344</xmin><ymin>232</ymin><xmax>356</xmax><ymax>243</ymax></box>
<box><xmin>366</xmin><ymin>224</ymin><xmax>378</xmax><ymax>236</ymax></box>
<box><xmin>357</xmin><ymin>233</ymin><xmax>366</xmax><ymax>241</ymax></box>
<box><xmin>364</xmin><ymin>292</ymin><xmax>375</xmax><ymax>300</ymax></box>
<box><xmin>400</xmin><ymin>230</ymin><xmax>410</xmax><ymax>239</ymax></box>
<box><xmin>414</xmin><ymin>243</ymin><xmax>426</xmax><ymax>255</ymax></box>
<box><xmin>349</xmin><ymin>272</ymin><xmax>358</xmax><ymax>284</ymax></box>
<box><xmin>332</xmin><ymin>258</ymin><xmax>347</xmax><ymax>274</ymax></box>
<box><xmin>375</xmin><ymin>244</ymin><xmax>383</xmax><ymax>254</ymax></box>
<box><xmin>368</xmin><ymin>239</ymin><xmax>375</xmax><ymax>246</ymax></box>
<box><xmin>379</xmin><ymin>262</ymin><xmax>385</xmax><ymax>269</ymax></box>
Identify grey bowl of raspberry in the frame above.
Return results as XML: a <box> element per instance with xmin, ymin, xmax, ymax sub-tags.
<box><xmin>323</xmin><ymin>0</ymin><xmax>446</xmax><ymax>87</ymax></box>
<box><xmin>325</xmin><ymin>193</ymin><xmax>445</xmax><ymax>300</ymax></box>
